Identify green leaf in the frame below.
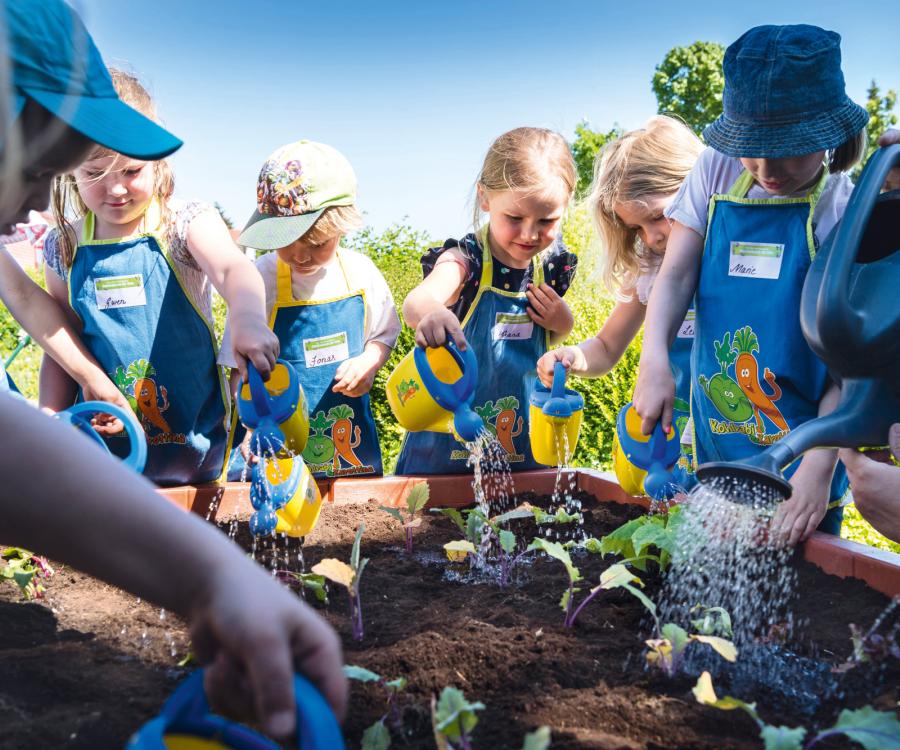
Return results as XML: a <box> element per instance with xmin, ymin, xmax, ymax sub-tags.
<box><xmin>379</xmin><ymin>505</ymin><xmax>405</xmax><ymax>523</ymax></box>
<box><xmin>433</xmin><ymin>508</ymin><xmax>466</xmax><ymax>535</ymax></box>
<box><xmin>631</xmin><ymin>522</ymin><xmax>675</xmax><ymax>559</ymax></box>
<box><xmin>692</xmin><ymin>672</ymin><xmax>760</xmax><ymax>720</ymax></box>
<box><xmin>385</xmin><ymin>677</ymin><xmax>407</xmax><ymax>693</ymax></box>
<box><xmin>433</xmin><ymin>686</ymin><xmax>485</xmax><ymax>741</ymax></box>
<box><xmin>826</xmin><ymin>706</ymin><xmax>900</xmax><ymax>750</ymax></box>
<box><xmin>582</xmin><ymin>537</ymin><xmax>603</xmax><ymax>554</ymax></box>
<box><xmin>406</xmin><ymin>483</ymin><xmax>430</xmax><ymax>514</ymax></box>
<box><xmin>599</xmin><ymin>562</ymin><xmax>641</xmax><ymax>589</ymax></box>
<box><xmin>351</xmin><ymin>523</ymin><xmax>365</xmax><ymax>571</ymax></box>
<box><xmin>661</xmin><ymin>623</ymin><xmax>690</xmax><ymax>656</ymax></box>
<box><xmin>465</xmin><ymin>510</ymin><xmax>485</xmax><ymax>545</ymax></box>
<box><xmin>692</xmin><ymin>635</ymin><xmax>738</xmax><ymax>663</ymax></box>
<box><xmin>760</xmin><ymin>725</ymin><xmax>806</xmax><ymax>750</ymax></box>
<box><xmin>498</xmin><ymin>529</ymin><xmax>516</xmax><ymax>554</ymax></box>
<box><xmin>293</xmin><ymin>573</ymin><xmax>328</xmax><ymax>603</ymax></box>
<box><xmin>361</xmin><ymin>719</ymin><xmax>391</xmax><ymax>750</ymax></box>
<box><xmin>532</xmin><ymin>507</ymin><xmax>582</xmax><ymax>525</ymax></box>
<box><xmin>620</xmin><ymin>582</ymin><xmax>658</xmax><ymax>621</ymax></box>
<box><xmin>491</xmin><ymin>507</ymin><xmax>534</xmax><ymax>524</ymax></box>
<box><xmin>597</xmin><ymin>517</ymin><xmax>645</xmax><ymax>558</ymax></box>
<box><xmin>344</xmin><ymin>665</ymin><xmax>382</xmax><ymax>683</ymax></box>
<box><xmin>522</xmin><ymin>725</ymin><xmax>551</xmax><ymax>750</ymax></box>
<box><xmin>528</xmin><ymin>537</ymin><xmax>581</xmax><ymax>584</ymax></box>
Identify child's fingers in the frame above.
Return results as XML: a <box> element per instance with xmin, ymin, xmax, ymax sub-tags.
<box><xmin>233</xmin><ymin>353</ymin><xmax>249</xmax><ymax>383</ymax></box>
<box><xmin>526</xmin><ymin>307</ymin><xmax>546</xmax><ymax>325</ymax></box>
<box><xmin>526</xmin><ymin>290</ymin><xmax>548</xmax><ymax>316</ymax></box>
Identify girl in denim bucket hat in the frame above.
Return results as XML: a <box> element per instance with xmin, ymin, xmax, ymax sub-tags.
<box><xmin>633</xmin><ymin>24</ymin><xmax>868</xmax><ymax>546</ymax></box>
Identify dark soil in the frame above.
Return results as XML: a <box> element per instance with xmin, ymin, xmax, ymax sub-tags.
<box><xmin>0</xmin><ymin>491</ymin><xmax>896</xmax><ymax>750</ymax></box>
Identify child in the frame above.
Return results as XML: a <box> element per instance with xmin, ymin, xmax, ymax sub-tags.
<box><xmin>41</xmin><ymin>69</ymin><xmax>278</xmax><ymax>486</ymax></box>
<box><xmin>397</xmin><ymin>127</ymin><xmax>578</xmax><ymax>474</ymax></box>
<box><xmin>633</xmin><ymin>25</ymin><xmax>868</xmax><ymax>545</ymax></box>
<box><xmin>220</xmin><ymin>140</ymin><xmax>400</xmax><ymax>479</ymax></box>
<box><xmin>537</xmin><ymin>116</ymin><xmax>703</xmax><ymax>488</ymax></box>
<box><xmin>1</xmin><ymin>0</ymin><xmax>344</xmax><ymax>734</ymax></box>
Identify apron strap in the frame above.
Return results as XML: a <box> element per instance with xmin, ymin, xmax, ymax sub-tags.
<box><xmin>478</xmin><ymin>225</ymin><xmax>544</xmax><ymax>286</ymax></box>
<box><xmin>275</xmin><ymin>257</ymin><xmax>294</xmax><ymax>304</ymax></box>
<box><xmin>727</xmin><ymin>166</ymin><xmax>829</xmax><ymax>207</ymax></box>
<box><xmin>335</xmin><ymin>248</ymin><xmax>355</xmax><ymax>294</ymax></box>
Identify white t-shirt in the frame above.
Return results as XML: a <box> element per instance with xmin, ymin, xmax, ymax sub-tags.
<box><xmin>218</xmin><ymin>247</ymin><xmax>401</xmax><ymax>368</ymax></box>
<box><xmin>665</xmin><ymin>147</ymin><xmax>854</xmax><ymax>246</ymax></box>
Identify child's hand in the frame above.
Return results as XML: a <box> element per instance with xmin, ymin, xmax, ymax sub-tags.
<box><xmin>633</xmin><ymin>354</ymin><xmax>675</xmax><ymax>435</ymax></box>
<box><xmin>536</xmin><ymin>347</ymin><xmax>584</xmax><ymax>387</ymax></box>
<box><xmin>526</xmin><ymin>283</ymin><xmax>573</xmax><ymax>334</ymax></box>
<box><xmin>230</xmin><ymin>315</ymin><xmax>280</xmax><ymax>382</ymax></box>
<box><xmin>770</xmin><ymin>459</ymin><xmax>832</xmax><ymax>546</ymax></box>
<box><xmin>82</xmin><ymin>375</ymin><xmax>132</xmax><ymax>435</ymax></box>
<box><xmin>332</xmin><ymin>351</ymin><xmax>380</xmax><ymax>398</ymax></box>
<box><xmin>415</xmin><ymin>308</ymin><xmax>467</xmax><ymax>350</ymax></box>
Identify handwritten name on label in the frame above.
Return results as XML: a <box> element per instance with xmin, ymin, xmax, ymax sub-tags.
<box><xmin>728</xmin><ymin>241</ymin><xmax>784</xmax><ymax>280</ymax></box>
<box><xmin>677</xmin><ymin>309</ymin><xmax>696</xmax><ymax>339</ymax></box>
<box><xmin>95</xmin><ymin>274</ymin><xmax>146</xmax><ymax>310</ymax></box>
<box><xmin>303</xmin><ymin>331</ymin><xmax>349</xmax><ymax>369</ymax></box>
<box><xmin>492</xmin><ymin>312</ymin><xmax>533</xmax><ymax>341</ymax></box>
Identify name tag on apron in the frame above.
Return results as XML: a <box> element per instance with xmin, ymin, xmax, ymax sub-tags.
<box><xmin>677</xmin><ymin>309</ymin><xmax>696</xmax><ymax>339</ymax></box>
<box><xmin>303</xmin><ymin>331</ymin><xmax>349</xmax><ymax>368</ymax></box>
<box><xmin>728</xmin><ymin>242</ymin><xmax>784</xmax><ymax>280</ymax></box>
<box><xmin>492</xmin><ymin>312</ymin><xmax>533</xmax><ymax>341</ymax></box>
<box><xmin>95</xmin><ymin>274</ymin><xmax>146</xmax><ymax>310</ymax></box>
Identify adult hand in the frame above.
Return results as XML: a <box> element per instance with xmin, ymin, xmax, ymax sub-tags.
<box><xmin>415</xmin><ymin>307</ymin><xmax>467</xmax><ymax>350</ymax></box>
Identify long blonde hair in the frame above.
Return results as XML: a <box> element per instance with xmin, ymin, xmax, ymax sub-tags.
<box><xmin>473</xmin><ymin>127</ymin><xmax>577</xmax><ymax>230</ymax></box>
<box><xmin>585</xmin><ymin>116</ymin><xmax>703</xmax><ymax>297</ymax></box>
<box><xmin>50</xmin><ymin>68</ymin><xmax>175</xmax><ymax>269</ymax></box>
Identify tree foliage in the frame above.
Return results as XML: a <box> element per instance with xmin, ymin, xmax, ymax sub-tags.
<box><xmin>855</xmin><ymin>79</ymin><xmax>898</xmax><ymax>180</ymax></box>
<box><xmin>652</xmin><ymin>41</ymin><xmax>725</xmax><ymax>135</ymax></box>
<box><xmin>570</xmin><ymin>122</ymin><xmax>623</xmax><ymax>197</ymax></box>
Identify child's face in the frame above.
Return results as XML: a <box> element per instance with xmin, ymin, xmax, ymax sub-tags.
<box><xmin>740</xmin><ymin>151</ymin><xmax>825</xmax><ymax>196</ymax></box>
<box><xmin>480</xmin><ymin>188</ymin><xmax>568</xmax><ymax>268</ymax></box>
<box><xmin>73</xmin><ymin>154</ymin><xmax>155</xmax><ymax>230</ymax></box>
<box><xmin>276</xmin><ymin>234</ymin><xmax>341</xmax><ymax>275</ymax></box>
<box><xmin>614</xmin><ymin>193</ymin><xmax>675</xmax><ymax>255</ymax></box>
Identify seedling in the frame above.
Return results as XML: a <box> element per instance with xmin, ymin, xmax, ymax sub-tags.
<box><xmin>590</xmin><ymin>506</ymin><xmax>684</xmax><ymax>571</ymax></box>
<box><xmin>693</xmin><ymin>671</ymin><xmax>900</xmax><ymax>749</ymax></box>
<box><xmin>837</xmin><ymin>595</ymin><xmax>899</xmax><ymax>672</ymax></box>
<box><xmin>277</xmin><ymin>571</ymin><xmax>329</xmax><ymax>603</ymax></box>
<box><xmin>344</xmin><ymin>665</ymin><xmax>408</xmax><ymax>749</ymax></box>
<box><xmin>531</xmin><ymin>506</ymin><xmax>582</xmax><ymax>526</ymax></box>
<box><xmin>645</xmin><ymin>622</ymin><xmax>737</xmax><ymax>678</ymax></box>
<box><xmin>380</xmin><ymin>483</ymin><xmax>429</xmax><ymax>554</ymax></box>
<box><xmin>431</xmin><ymin>686</ymin><xmax>484</xmax><ymax>750</ymax></box>
<box><xmin>311</xmin><ymin>524</ymin><xmax>368</xmax><ymax>641</ymax></box>
<box><xmin>1</xmin><ymin>547</ymin><xmax>53</xmax><ymax>600</ymax></box>
<box><xmin>690</xmin><ymin>605</ymin><xmax>734</xmax><ymax>638</ymax></box>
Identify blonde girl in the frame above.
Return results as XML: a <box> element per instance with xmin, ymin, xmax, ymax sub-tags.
<box><xmin>397</xmin><ymin>126</ymin><xmax>578</xmax><ymax>474</ymax></box>
<box><xmin>41</xmin><ymin>69</ymin><xmax>278</xmax><ymax>485</ymax></box>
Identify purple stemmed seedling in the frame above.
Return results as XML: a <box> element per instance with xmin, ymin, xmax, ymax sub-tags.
<box><xmin>431</xmin><ymin>686</ymin><xmax>484</xmax><ymax>750</ymax></box>
<box><xmin>344</xmin><ymin>665</ymin><xmax>408</xmax><ymax>747</ymax></box>
<box><xmin>380</xmin><ymin>483</ymin><xmax>429</xmax><ymax>554</ymax></box>
<box><xmin>1</xmin><ymin>547</ymin><xmax>54</xmax><ymax>600</ymax></box>
<box><xmin>312</xmin><ymin>523</ymin><xmax>368</xmax><ymax>641</ymax></box>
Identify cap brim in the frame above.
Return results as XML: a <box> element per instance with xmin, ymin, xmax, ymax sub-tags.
<box><xmin>24</xmin><ymin>88</ymin><xmax>182</xmax><ymax>160</ymax></box>
<box><xmin>237</xmin><ymin>209</ymin><xmax>324</xmax><ymax>250</ymax></box>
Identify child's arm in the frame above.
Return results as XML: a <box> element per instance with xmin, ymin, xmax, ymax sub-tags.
<box><xmin>0</xmin><ymin>392</ymin><xmax>345</xmax><ymax>737</ymax></box>
<box><xmin>526</xmin><ymin>282</ymin><xmax>574</xmax><ymax>346</ymax></box>
<box><xmin>332</xmin><ymin>340</ymin><xmax>392</xmax><ymax>398</ymax></box>
<box><xmin>185</xmin><ymin>210</ymin><xmax>279</xmax><ymax>380</ymax></box>
<box><xmin>536</xmin><ymin>294</ymin><xmax>644</xmax><ymax>387</ymax></box>
<box><xmin>402</xmin><ymin>250</ymin><xmax>468</xmax><ymax>349</ymax></box>
<box><xmin>633</xmin><ymin>222</ymin><xmax>703</xmax><ymax>435</ymax></box>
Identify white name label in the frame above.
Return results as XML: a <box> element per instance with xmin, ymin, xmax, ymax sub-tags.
<box><xmin>303</xmin><ymin>331</ymin><xmax>349</xmax><ymax>368</ymax></box>
<box><xmin>728</xmin><ymin>241</ymin><xmax>784</xmax><ymax>280</ymax></box>
<box><xmin>492</xmin><ymin>312</ymin><xmax>533</xmax><ymax>341</ymax></box>
<box><xmin>677</xmin><ymin>309</ymin><xmax>696</xmax><ymax>339</ymax></box>
<box><xmin>95</xmin><ymin>274</ymin><xmax>146</xmax><ymax>310</ymax></box>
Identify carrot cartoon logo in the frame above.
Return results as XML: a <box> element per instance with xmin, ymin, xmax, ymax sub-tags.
<box><xmin>111</xmin><ymin>359</ymin><xmax>185</xmax><ymax>445</ymax></box>
<box><xmin>325</xmin><ymin>404</ymin><xmax>374</xmax><ymax>477</ymax></box>
<box><xmin>396</xmin><ymin>378</ymin><xmax>419</xmax><ymax>406</ymax></box>
<box><xmin>462</xmin><ymin>397</ymin><xmax>525</xmax><ymax>462</ymax></box>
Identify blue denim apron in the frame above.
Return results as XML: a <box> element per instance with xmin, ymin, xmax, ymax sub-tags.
<box><xmin>690</xmin><ymin>169</ymin><xmax>847</xmax><ymax>528</ymax></box>
<box><xmin>670</xmin><ymin>307</ymin><xmax>696</xmax><ymax>491</ymax></box>
<box><xmin>395</xmin><ymin>227</ymin><xmax>548</xmax><ymax>475</ymax></box>
<box><xmin>271</xmin><ymin>252</ymin><xmax>382</xmax><ymax>478</ymax></box>
<box><xmin>68</xmin><ymin>206</ymin><xmax>231</xmax><ymax>485</ymax></box>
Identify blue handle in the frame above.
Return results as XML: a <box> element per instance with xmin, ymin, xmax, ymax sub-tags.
<box><xmin>126</xmin><ymin>669</ymin><xmax>345</xmax><ymax>749</ymax></box>
<box><xmin>414</xmin><ymin>339</ymin><xmax>478</xmax><ymax>411</ymax></box>
<box><xmin>247</xmin><ymin>363</ymin><xmax>272</xmax><ymax>418</ymax></box>
<box><xmin>550</xmin><ymin>361</ymin><xmax>567</xmax><ymax>400</ymax></box>
<box><xmin>56</xmin><ymin>401</ymin><xmax>147</xmax><ymax>473</ymax></box>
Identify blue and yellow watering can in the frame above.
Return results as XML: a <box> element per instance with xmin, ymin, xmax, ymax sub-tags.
<box><xmin>55</xmin><ymin>400</ymin><xmax>147</xmax><ymax>473</ymax></box>
<box><xmin>529</xmin><ymin>362</ymin><xmax>584</xmax><ymax>466</ymax></box>
<box><xmin>237</xmin><ymin>361</ymin><xmax>309</xmax><ymax>458</ymax></box>
<box><xmin>385</xmin><ymin>340</ymin><xmax>485</xmax><ymax>442</ymax></box>
<box><xmin>127</xmin><ymin>669</ymin><xmax>344</xmax><ymax>750</ymax></box>
<box><xmin>248</xmin><ymin>456</ymin><xmax>323</xmax><ymax>538</ymax></box>
<box><xmin>613</xmin><ymin>401</ymin><xmax>681</xmax><ymax>500</ymax></box>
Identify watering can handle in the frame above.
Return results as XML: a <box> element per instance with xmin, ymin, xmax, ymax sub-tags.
<box><xmin>820</xmin><ymin>144</ymin><xmax>900</xmax><ymax>342</ymax></box>
<box><xmin>56</xmin><ymin>401</ymin><xmax>147</xmax><ymax>473</ymax></box>
<box><xmin>550</xmin><ymin>361</ymin><xmax>567</xmax><ymax>400</ymax></box>
<box><xmin>247</xmin><ymin>363</ymin><xmax>272</xmax><ymax>418</ymax></box>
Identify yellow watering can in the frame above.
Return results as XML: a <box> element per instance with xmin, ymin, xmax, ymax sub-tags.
<box><xmin>237</xmin><ymin>360</ymin><xmax>309</xmax><ymax>458</ymax></box>
<box><xmin>248</xmin><ymin>455</ymin><xmax>323</xmax><ymax>538</ymax></box>
<box><xmin>529</xmin><ymin>361</ymin><xmax>583</xmax><ymax>465</ymax></box>
<box><xmin>385</xmin><ymin>340</ymin><xmax>485</xmax><ymax>441</ymax></box>
<box><xmin>613</xmin><ymin>401</ymin><xmax>681</xmax><ymax>500</ymax></box>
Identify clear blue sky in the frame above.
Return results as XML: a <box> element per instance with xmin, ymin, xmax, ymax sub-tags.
<box><xmin>77</xmin><ymin>0</ymin><xmax>899</xmax><ymax>241</ymax></box>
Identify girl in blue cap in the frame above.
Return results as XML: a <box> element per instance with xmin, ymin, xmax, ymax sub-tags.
<box><xmin>633</xmin><ymin>24</ymin><xmax>868</xmax><ymax>545</ymax></box>
<box><xmin>396</xmin><ymin>127</ymin><xmax>578</xmax><ymax>474</ymax></box>
<box><xmin>41</xmin><ymin>69</ymin><xmax>278</xmax><ymax>486</ymax></box>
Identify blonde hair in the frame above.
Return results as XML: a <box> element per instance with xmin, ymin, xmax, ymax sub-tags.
<box><xmin>50</xmin><ymin>68</ymin><xmax>175</xmax><ymax>269</ymax></box>
<box><xmin>585</xmin><ymin>116</ymin><xmax>703</xmax><ymax>298</ymax></box>
<box><xmin>302</xmin><ymin>204</ymin><xmax>363</xmax><ymax>245</ymax></box>
<box><xmin>473</xmin><ymin>127</ymin><xmax>576</xmax><ymax>229</ymax></box>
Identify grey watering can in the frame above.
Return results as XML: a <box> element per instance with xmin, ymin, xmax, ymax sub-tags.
<box><xmin>697</xmin><ymin>145</ymin><xmax>900</xmax><ymax>502</ymax></box>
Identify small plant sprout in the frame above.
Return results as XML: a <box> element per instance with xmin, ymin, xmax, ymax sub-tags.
<box><xmin>344</xmin><ymin>665</ymin><xmax>408</xmax><ymax>749</ymax></box>
<box><xmin>521</xmin><ymin>726</ymin><xmax>552</xmax><ymax>750</ymax></box>
<box><xmin>693</xmin><ymin>671</ymin><xmax>900</xmax><ymax>750</ymax></box>
<box><xmin>379</xmin><ymin>483</ymin><xmax>429</xmax><ymax>554</ymax></box>
<box><xmin>690</xmin><ymin>605</ymin><xmax>734</xmax><ymax>638</ymax></box>
<box><xmin>431</xmin><ymin>686</ymin><xmax>485</xmax><ymax>750</ymax></box>
<box><xmin>1</xmin><ymin>547</ymin><xmax>54</xmax><ymax>600</ymax></box>
<box><xmin>836</xmin><ymin>595</ymin><xmax>899</xmax><ymax>672</ymax></box>
<box><xmin>311</xmin><ymin>523</ymin><xmax>368</xmax><ymax>641</ymax></box>
<box><xmin>530</xmin><ymin>506</ymin><xmax>583</xmax><ymax>526</ymax></box>
<box><xmin>277</xmin><ymin>571</ymin><xmax>329</xmax><ymax>603</ymax></box>
<box><xmin>590</xmin><ymin>505</ymin><xmax>684</xmax><ymax>571</ymax></box>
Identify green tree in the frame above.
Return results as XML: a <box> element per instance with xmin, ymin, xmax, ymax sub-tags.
<box><xmin>854</xmin><ymin>80</ymin><xmax>897</xmax><ymax>179</ymax></box>
<box><xmin>571</xmin><ymin>122</ymin><xmax>622</xmax><ymax>197</ymax></box>
<box><xmin>652</xmin><ymin>41</ymin><xmax>725</xmax><ymax>135</ymax></box>
<box><xmin>214</xmin><ymin>201</ymin><xmax>234</xmax><ymax>229</ymax></box>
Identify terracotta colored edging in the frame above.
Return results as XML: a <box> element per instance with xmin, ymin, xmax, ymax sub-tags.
<box><xmin>156</xmin><ymin>470</ymin><xmax>900</xmax><ymax>598</ymax></box>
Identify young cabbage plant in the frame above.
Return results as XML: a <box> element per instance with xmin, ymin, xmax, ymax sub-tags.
<box><xmin>592</xmin><ymin>506</ymin><xmax>684</xmax><ymax>571</ymax></box>
<box><xmin>690</xmin><ymin>605</ymin><xmax>734</xmax><ymax>638</ymax></box>
<box><xmin>693</xmin><ymin>671</ymin><xmax>900</xmax><ymax>750</ymax></box>
<box><xmin>1</xmin><ymin>547</ymin><xmax>53</xmax><ymax>600</ymax></box>
<box><xmin>431</xmin><ymin>686</ymin><xmax>485</xmax><ymax>750</ymax></box>
<box><xmin>380</xmin><ymin>483</ymin><xmax>429</xmax><ymax>554</ymax></box>
<box><xmin>312</xmin><ymin>523</ymin><xmax>368</xmax><ymax>641</ymax></box>
<box><xmin>531</xmin><ymin>506</ymin><xmax>583</xmax><ymax>526</ymax></box>
<box><xmin>277</xmin><ymin>571</ymin><xmax>329</xmax><ymax>603</ymax></box>
<box><xmin>344</xmin><ymin>664</ymin><xmax>408</xmax><ymax>750</ymax></box>
<box><xmin>645</xmin><ymin>623</ymin><xmax>737</xmax><ymax>678</ymax></box>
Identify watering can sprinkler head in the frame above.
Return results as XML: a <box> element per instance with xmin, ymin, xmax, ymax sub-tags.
<box><xmin>696</xmin><ymin>459</ymin><xmax>792</xmax><ymax>506</ymax></box>
<box><xmin>238</xmin><ymin>360</ymin><xmax>309</xmax><ymax>458</ymax></box>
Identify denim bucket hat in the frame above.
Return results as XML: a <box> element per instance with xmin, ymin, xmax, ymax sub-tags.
<box><xmin>703</xmin><ymin>25</ymin><xmax>868</xmax><ymax>159</ymax></box>
<box><xmin>3</xmin><ymin>0</ymin><xmax>182</xmax><ymax>160</ymax></box>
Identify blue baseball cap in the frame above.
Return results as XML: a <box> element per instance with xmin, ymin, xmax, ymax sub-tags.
<box><xmin>703</xmin><ymin>25</ymin><xmax>868</xmax><ymax>159</ymax></box>
<box><xmin>4</xmin><ymin>0</ymin><xmax>182</xmax><ymax>160</ymax></box>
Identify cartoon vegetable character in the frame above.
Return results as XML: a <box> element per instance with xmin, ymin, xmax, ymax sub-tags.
<box><xmin>134</xmin><ymin>376</ymin><xmax>171</xmax><ymax>433</ymax></box>
<box><xmin>328</xmin><ymin>404</ymin><xmax>362</xmax><ymax>471</ymax></box>
<box><xmin>474</xmin><ymin>400</ymin><xmax>500</xmax><ymax>437</ymax></box>
<box><xmin>732</xmin><ymin>326</ymin><xmax>787</xmax><ymax>436</ymax></box>
<box><xmin>699</xmin><ymin>332</ymin><xmax>754</xmax><ymax>423</ymax></box>
<box><xmin>396</xmin><ymin>378</ymin><xmax>419</xmax><ymax>406</ymax></box>
<box><xmin>302</xmin><ymin>410</ymin><xmax>336</xmax><ymax>466</ymax></box>
<box><xmin>494</xmin><ymin>396</ymin><xmax>523</xmax><ymax>455</ymax></box>
<box><xmin>112</xmin><ymin>364</ymin><xmax>138</xmax><ymax>411</ymax></box>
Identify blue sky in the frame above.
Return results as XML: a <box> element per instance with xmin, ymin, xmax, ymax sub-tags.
<box><xmin>77</xmin><ymin>0</ymin><xmax>899</xmax><ymax>241</ymax></box>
